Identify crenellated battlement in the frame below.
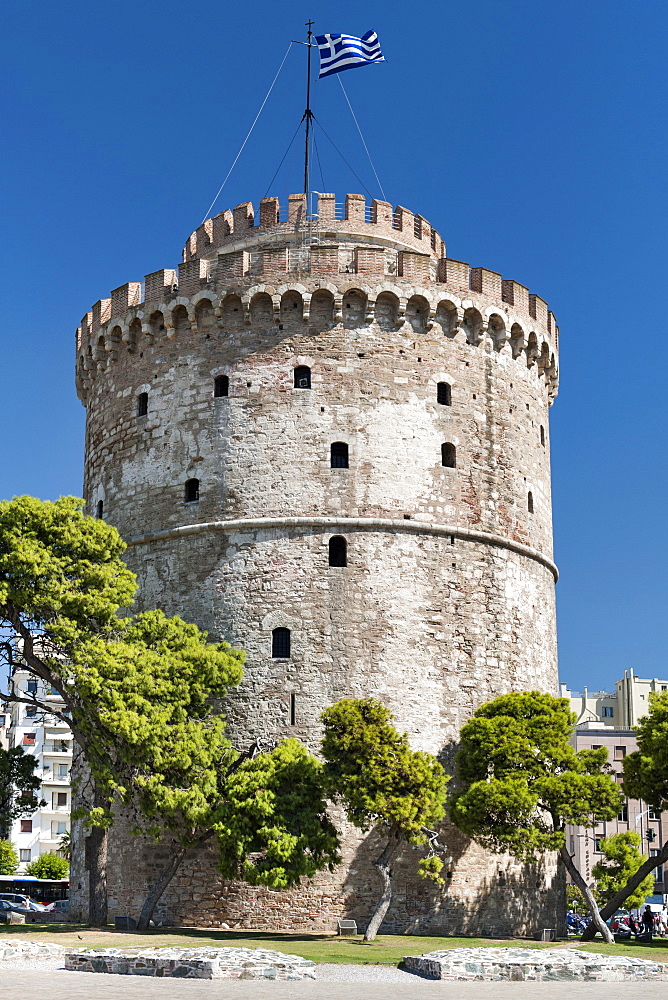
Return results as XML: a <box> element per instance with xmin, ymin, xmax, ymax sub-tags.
<box><xmin>182</xmin><ymin>192</ymin><xmax>447</xmax><ymax>263</ymax></box>
<box><xmin>75</xmin><ymin>193</ymin><xmax>559</xmax><ymax>405</ymax></box>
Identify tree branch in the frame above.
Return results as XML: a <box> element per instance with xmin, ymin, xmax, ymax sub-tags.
<box><xmin>580</xmin><ymin>838</ymin><xmax>668</xmax><ymax>940</ymax></box>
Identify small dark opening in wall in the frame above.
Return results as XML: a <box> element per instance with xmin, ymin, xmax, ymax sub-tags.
<box><xmin>441</xmin><ymin>443</ymin><xmax>456</xmax><ymax>468</ymax></box>
<box><xmin>294</xmin><ymin>365</ymin><xmax>311</xmax><ymax>389</ymax></box>
<box><xmin>272</xmin><ymin>627</ymin><xmax>291</xmax><ymax>658</ymax></box>
<box><xmin>528</xmin><ymin>491</ymin><xmax>534</xmax><ymax>513</ymax></box>
<box><xmin>540</xmin><ymin>425</ymin><xmax>545</xmax><ymax>446</ymax></box>
<box><xmin>329</xmin><ymin>535</ymin><xmax>347</xmax><ymax>567</ymax></box>
<box><xmin>331</xmin><ymin>442</ymin><xmax>349</xmax><ymax>468</ymax></box>
<box><xmin>137</xmin><ymin>392</ymin><xmax>148</xmax><ymax>416</ymax></box>
<box><xmin>96</xmin><ymin>500</ymin><xmax>104</xmax><ymax>519</ymax></box>
<box><xmin>290</xmin><ymin>693</ymin><xmax>296</xmax><ymax>726</ymax></box>
<box><xmin>214</xmin><ymin>375</ymin><xmax>229</xmax><ymax>397</ymax></box>
<box><xmin>437</xmin><ymin>382</ymin><xmax>451</xmax><ymax>406</ymax></box>
<box><xmin>184</xmin><ymin>478</ymin><xmax>200</xmax><ymax>503</ymax></box>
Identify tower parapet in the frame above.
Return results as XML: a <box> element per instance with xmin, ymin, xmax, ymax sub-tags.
<box><xmin>75</xmin><ymin>191</ymin><xmax>559</xmax><ymax>407</ymax></box>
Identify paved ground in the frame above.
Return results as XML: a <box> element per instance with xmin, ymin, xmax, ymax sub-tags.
<box><xmin>4</xmin><ymin>967</ymin><xmax>668</xmax><ymax>999</ymax></box>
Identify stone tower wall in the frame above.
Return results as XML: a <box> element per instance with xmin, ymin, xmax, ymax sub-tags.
<box><xmin>71</xmin><ymin>192</ymin><xmax>562</xmax><ymax>935</ymax></box>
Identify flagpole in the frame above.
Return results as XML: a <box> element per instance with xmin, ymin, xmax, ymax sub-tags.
<box><xmin>303</xmin><ymin>19</ymin><xmax>314</xmax><ymax>201</ymax></box>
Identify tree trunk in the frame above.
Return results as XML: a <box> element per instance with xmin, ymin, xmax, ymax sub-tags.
<box><xmin>559</xmin><ymin>844</ymin><xmax>614</xmax><ymax>944</ymax></box>
<box><xmin>364</xmin><ymin>826</ymin><xmax>402</xmax><ymax>943</ymax></box>
<box><xmin>86</xmin><ymin>782</ymin><xmax>109</xmax><ymax>927</ymax></box>
<box><xmin>88</xmin><ymin>823</ymin><xmax>108</xmax><ymax>928</ymax></box>
<box><xmin>580</xmin><ymin>838</ymin><xmax>668</xmax><ymax>941</ymax></box>
<box><xmin>136</xmin><ymin>846</ymin><xmax>188</xmax><ymax>931</ymax></box>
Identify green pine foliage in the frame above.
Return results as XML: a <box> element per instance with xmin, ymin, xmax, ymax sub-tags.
<box><xmin>624</xmin><ymin>691</ymin><xmax>668</xmax><ymax>808</ymax></box>
<box><xmin>25</xmin><ymin>852</ymin><xmax>70</xmax><ymax>879</ymax></box>
<box><xmin>0</xmin><ymin>495</ymin><xmax>245</xmax><ymax>925</ymax></box>
<box><xmin>321</xmin><ymin>698</ymin><xmax>448</xmax><ymax>941</ymax></box>
<box><xmin>215</xmin><ymin>739</ymin><xmax>340</xmax><ymax>889</ymax></box>
<box><xmin>592</xmin><ymin>832</ymin><xmax>655</xmax><ymax>910</ymax></box>
<box><xmin>0</xmin><ymin>839</ymin><xmax>19</xmax><ymax>875</ymax></box>
<box><xmin>450</xmin><ymin>691</ymin><xmax>624</xmax><ymax>860</ymax></box>
<box><xmin>321</xmin><ymin>698</ymin><xmax>448</xmax><ymax>841</ymax></box>
<box><xmin>0</xmin><ymin>746</ymin><xmax>42</xmax><ymax>838</ymax></box>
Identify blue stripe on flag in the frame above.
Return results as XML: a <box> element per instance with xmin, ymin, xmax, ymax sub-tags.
<box><xmin>316</xmin><ymin>30</ymin><xmax>385</xmax><ymax>79</ymax></box>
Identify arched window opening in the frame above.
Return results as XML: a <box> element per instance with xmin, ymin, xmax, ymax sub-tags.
<box><xmin>96</xmin><ymin>500</ymin><xmax>104</xmax><ymax>519</ymax></box>
<box><xmin>528</xmin><ymin>491</ymin><xmax>534</xmax><ymax>513</ymax></box>
<box><xmin>214</xmin><ymin>375</ymin><xmax>229</xmax><ymax>398</ymax></box>
<box><xmin>137</xmin><ymin>392</ymin><xmax>148</xmax><ymax>417</ymax></box>
<box><xmin>329</xmin><ymin>535</ymin><xmax>347</xmax><ymax>567</ymax></box>
<box><xmin>331</xmin><ymin>442</ymin><xmax>349</xmax><ymax>468</ymax></box>
<box><xmin>272</xmin><ymin>627</ymin><xmax>291</xmax><ymax>658</ymax></box>
<box><xmin>437</xmin><ymin>382</ymin><xmax>452</xmax><ymax>406</ymax></box>
<box><xmin>184</xmin><ymin>478</ymin><xmax>200</xmax><ymax>503</ymax></box>
<box><xmin>294</xmin><ymin>366</ymin><xmax>311</xmax><ymax>389</ymax></box>
<box><xmin>441</xmin><ymin>443</ymin><xmax>456</xmax><ymax>468</ymax></box>
<box><xmin>540</xmin><ymin>425</ymin><xmax>545</xmax><ymax>446</ymax></box>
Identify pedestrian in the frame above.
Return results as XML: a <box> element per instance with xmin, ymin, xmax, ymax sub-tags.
<box><xmin>658</xmin><ymin>906</ymin><xmax>668</xmax><ymax>937</ymax></box>
<box><xmin>642</xmin><ymin>905</ymin><xmax>655</xmax><ymax>940</ymax></box>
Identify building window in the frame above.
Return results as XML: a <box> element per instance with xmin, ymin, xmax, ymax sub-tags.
<box><xmin>528</xmin><ymin>491</ymin><xmax>534</xmax><ymax>513</ymax></box>
<box><xmin>49</xmin><ymin>685</ymin><xmax>59</xmax><ymax>695</ymax></box>
<box><xmin>51</xmin><ymin>821</ymin><xmax>67</xmax><ymax>837</ymax></box>
<box><xmin>137</xmin><ymin>392</ymin><xmax>148</xmax><ymax>417</ymax></box>
<box><xmin>540</xmin><ymin>424</ymin><xmax>545</xmax><ymax>446</ymax></box>
<box><xmin>329</xmin><ymin>536</ymin><xmax>347</xmax><ymax>567</ymax></box>
<box><xmin>27</xmin><ymin>680</ymin><xmax>37</xmax><ymax>694</ymax></box>
<box><xmin>20</xmin><ymin>820</ymin><xmax>32</xmax><ymax>833</ymax></box>
<box><xmin>96</xmin><ymin>500</ymin><xmax>104</xmax><ymax>519</ymax></box>
<box><xmin>614</xmin><ymin>746</ymin><xmax>626</xmax><ymax>760</ymax></box>
<box><xmin>618</xmin><ymin>803</ymin><xmax>629</xmax><ymax>822</ymax></box>
<box><xmin>58</xmin><ymin>764</ymin><xmax>69</xmax><ymax>778</ymax></box>
<box><xmin>53</xmin><ymin>792</ymin><xmax>68</xmax><ymax>809</ymax></box>
<box><xmin>290</xmin><ymin>693</ymin><xmax>297</xmax><ymax>726</ymax></box>
<box><xmin>25</xmin><ymin>707</ymin><xmax>37</xmax><ymax>718</ymax></box>
<box><xmin>294</xmin><ymin>366</ymin><xmax>311</xmax><ymax>389</ymax></box>
<box><xmin>272</xmin><ymin>628</ymin><xmax>291</xmax><ymax>658</ymax></box>
<box><xmin>214</xmin><ymin>374</ymin><xmax>229</xmax><ymax>397</ymax></box>
<box><xmin>331</xmin><ymin>442</ymin><xmax>349</xmax><ymax>468</ymax></box>
<box><xmin>23</xmin><ymin>733</ymin><xmax>36</xmax><ymax>746</ymax></box>
<box><xmin>441</xmin><ymin>443</ymin><xmax>456</xmax><ymax>468</ymax></box>
<box><xmin>602</xmin><ymin>706</ymin><xmax>614</xmax><ymax>718</ymax></box>
<box><xmin>184</xmin><ymin>478</ymin><xmax>200</xmax><ymax>503</ymax></box>
<box><xmin>19</xmin><ymin>849</ymin><xmax>31</xmax><ymax>862</ymax></box>
<box><xmin>437</xmin><ymin>382</ymin><xmax>452</xmax><ymax>406</ymax></box>
<box><xmin>594</xmin><ymin>838</ymin><xmax>602</xmax><ymax>852</ymax></box>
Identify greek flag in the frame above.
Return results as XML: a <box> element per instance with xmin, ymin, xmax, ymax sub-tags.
<box><xmin>316</xmin><ymin>30</ymin><xmax>385</xmax><ymax>79</ymax></box>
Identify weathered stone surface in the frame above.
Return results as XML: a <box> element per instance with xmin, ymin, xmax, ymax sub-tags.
<box><xmin>403</xmin><ymin>948</ymin><xmax>668</xmax><ymax>981</ymax></box>
<box><xmin>65</xmin><ymin>946</ymin><xmax>316</xmax><ymax>980</ymax></box>
<box><xmin>0</xmin><ymin>939</ymin><xmax>67</xmax><ymax>960</ymax></box>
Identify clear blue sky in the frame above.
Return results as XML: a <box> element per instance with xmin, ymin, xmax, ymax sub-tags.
<box><xmin>2</xmin><ymin>0</ymin><xmax>666</xmax><ymax>694</ymax></box>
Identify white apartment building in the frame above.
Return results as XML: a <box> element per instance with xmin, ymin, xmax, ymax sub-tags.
<box><xmin>560</xmin><ymin>668</ymin><xmax>668</xmax><ymax>730</ymax></box>
<box><xmin>4</xmin><ymin>668</ymin><xmax>72</xmax><ymax>871</ymax></box>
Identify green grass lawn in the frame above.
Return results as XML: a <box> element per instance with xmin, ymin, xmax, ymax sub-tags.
<box><xmin>0</xmin><ymin>925</ymin><xmax>552</xmax><ymax>965</ymax></box>
<box><xmin>4</xmin><ymin>924</ymin><xmax>668</xmax><ymax>965</ymax></box>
